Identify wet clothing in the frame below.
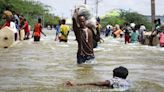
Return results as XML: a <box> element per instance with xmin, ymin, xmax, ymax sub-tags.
<box><xmin>10</xmin><ymin>21</ymin><xmax>18</xmax><ymax>41</ymax></box>
<box><xmin>55</xmin><ymin>25</ymin><xmax>60</xmax><ymax>35</ymax></box>
<box><xmin>160</xmin><ymin>33</ymin><xmax>164</xmax><ymax>47</ymax></box>
<box><xmin>59</xmin><ymin>24</ymin><xmax>70</xmax><ymax>42</ymax></box>
<box><xmin>24</xmin><ymin>21</ymin><xmax>30</xmax><ymax>33</ymax></box>
<box><xmin>73</xmin><ymin>18</ymin><xmax>94</xmax><ymax>64</ymax></box>
<box><xmin>105</xmin><ymin>25</ymin><xmax>111</xmax><ymax>37</ymax></box>
<box><xmin>125</xmin><ymin>35</ymin><xmax>130</xmax><ymax>44</ymax></box>
<box><xmin>34</xmin><ymin>36</ymin><xmax>40</xmax><ymax>41</ymax></box>
<box><xmin>130</xmin><ymin>31</ymin><xmax>139</xmax><ymax>43</ymax></box>
<box><xmin>10</xmin><ymin>21</ymin><xmax>18</xmax><ymax>33</ymax></box>
<box><xmin>22</xmin><ymin>21</ymin><xmax>30</xmax><ymax>39</ymax></box>
<box><xmin>14</xmin><ymin>14</ymin><xmax>20</xmax><ymax>30</ymax></box>
<box><xmin>139</xmin><ymin>29</ymin><xmax>144</xmax><ymax>44</ymax></box>
<box><xmin>33</xmin><ymin>23</ymin><xmax>42</xmax><ymax>41</ymax></box>
<box><xmin>34</xmin><ymin>23</ymin><xmax>42</xmax><ymax>37</ymax></box>
<box><xmin>124</xmin><ymin>29</ymin><xmax>130</xmax><ymax>44</ymax></box>
<box><xmin>77</xmin><ymin>54</ymin><xmax>95</xmax><ymax>64</ymax></box>
<box><xmin>108</xmin><ymin>77</ymin><xmax>130</xmax><ymax>89</ymax></box>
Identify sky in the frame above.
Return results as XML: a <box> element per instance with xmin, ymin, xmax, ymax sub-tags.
<box><xmin>35</xmin><ymin>0</ymin><xmax>164</xmax><ymax>18</ymax></box>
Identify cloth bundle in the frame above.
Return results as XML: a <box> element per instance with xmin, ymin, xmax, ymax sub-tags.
<box><xmin>73</xmin><ymin>4</ymin><xmax>97</xmax><ymax>34</ymax></box>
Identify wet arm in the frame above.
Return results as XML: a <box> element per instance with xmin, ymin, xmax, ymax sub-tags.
<box><xmin>41</xmin><ymin>28</ymin><xmax>46</xmax><ymax>36</ymax></box>
<box><xmin>76</xmin><ymin>80</ymin><xmax>110</xmax><ymax>87</ymax></box>
<box><xmin>72</xmin><ymin>18</ymin><xmax>80</xmax><ymax>40</ymax></box>
<box><xmin>41</xmin><ymin>31</ymin><xmax>46</xmax><ymax>36</ymax></box>
<box><xmin>40</xmin><ymin>25</ymin><xmax>46</xmax><ymax>36</ymax></box>
<box><xmin>72</xmin><ymin>18</ymin><xmax>79</xmax><ymax>32</ymax></box>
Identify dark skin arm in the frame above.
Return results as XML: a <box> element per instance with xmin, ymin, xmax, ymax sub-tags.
<box><xmin>72</xmin><ymin>16</ymin><xmax>80</xmax><ymax>42</ymax></box>
<box><xmin>41</xmin><ymin>31</ymin><xmax>46</xmax><ymax>36</ymax></box>
<box><xmin>40</xmin><ymin>25</ymin><xmax>46</xmax><ymax>36</ymax></box>
<box><xmin>72</xmin><ymin>9</ymin><xmax>79</xmax><ymax>32</ymax></box>
<box><xmin>66</xmin><ymin>80</ymin><xmax>110</xmax><ymax>87</ymax></box>
<box><xmin>20</xmin><ymin>21</ymin><xmax>26</xmax><ymax>30</ymax></box>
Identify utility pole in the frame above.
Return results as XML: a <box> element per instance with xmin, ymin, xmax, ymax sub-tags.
<box><xmin>96</xmin><ymin>0</ymin><xmax>98</xmax><ymax>18</ymax></box>
<box><xmin>84</xmin><ymin>0</ymin><xmax>87</xmax><ymax>4</ymax></box>
<box><xmin>151</xmin><ymin>0</ymin><xmax>155</xmax><ymax>24</ymax></box>
<box><xmin>95</xmin><ymin>0</ymin><xmax>102</xmax><ymax>18</ymax></box>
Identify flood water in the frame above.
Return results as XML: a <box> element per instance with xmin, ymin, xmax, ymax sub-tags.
<box><xmin>0</xmin><ymin>29</ymin><xmax>164</xmax><ymax>92</ymax></box>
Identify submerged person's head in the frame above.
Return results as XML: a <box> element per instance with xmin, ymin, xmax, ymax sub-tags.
<box><xmin>113</xmin><ymin>66</ymin><xmax>128</xmax><ymax>79</ymax></box>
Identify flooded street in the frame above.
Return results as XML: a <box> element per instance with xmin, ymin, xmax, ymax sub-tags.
<box><xmin>0</xmin><ymin>29</ymin><xmax>164</xmax><ymax>92</ymax></box>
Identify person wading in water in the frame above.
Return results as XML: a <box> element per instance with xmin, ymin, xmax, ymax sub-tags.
<box><xmin>72</xmin><ymin>13</ymin><xmax>95</xmax><ymax>64</ymax></box>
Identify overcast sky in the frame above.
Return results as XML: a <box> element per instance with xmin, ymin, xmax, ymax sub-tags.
<box><xmin>35</xmin><ymin>0</ymin><xmax>164</xmax><ymax>18</ymax></box>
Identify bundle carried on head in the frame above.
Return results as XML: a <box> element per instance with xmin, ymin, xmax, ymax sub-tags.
<box><xmin>73</xmin><ymin>4</ymin><xmax>97</xmax><ymax>34</ymax></box>
<box><xmin>76</xmin><ymin>4</ymin><xmax>91</xmax><ymax>20</ymax></box>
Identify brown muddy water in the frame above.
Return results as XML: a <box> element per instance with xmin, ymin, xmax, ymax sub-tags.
<box><xmin>0</xmin><ymin>29</ymin><xmax>164</xmax><ymax>92</ymax></box>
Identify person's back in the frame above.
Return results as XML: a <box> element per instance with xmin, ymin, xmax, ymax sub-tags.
<box><xmin>131</xmin><ymin>30</ymin><xmax>139</xmax><ymax>43</ymax></box>
<box><xmin>60</xmin><ymin>25</ymin><xmax>70</xmax><ymax>36</ymax></box>
<box><xmin>33</xmin><ymin>23</ymin><xmax>42</xmax><ymax>41</ymax></box>
<box><xmin>34</xmin><ymin>23</ymin><xmax>42</xmax><ymax>37</ymax></box>
<box><xmin>33</xmin><ymin>18</ymin><xmax>45</xmax><ymax>41</ymax></box>
<box><xmin>59</xmin><ymin>24</ymin><xmax>70</xmax><ymax>42</ymax></box>
<box><xmin>59</xmin><ymin>19</ymin><xmax>70</xmax><ymax>42</ymax></box>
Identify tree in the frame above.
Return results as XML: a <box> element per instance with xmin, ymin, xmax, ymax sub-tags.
<box><xmin>120</xmin><ymin>10</ymin><xmax>152</xmax><ymax>31</ymax></box>
<box><xmin>101</xmin><ymin>9</ymin><xmax>152</xmax><ymax>31</ymax></box>
<box><xmin>0</xmin><ymin>0</ymin><xmax>60</xmax><ymax>29</ymax></box>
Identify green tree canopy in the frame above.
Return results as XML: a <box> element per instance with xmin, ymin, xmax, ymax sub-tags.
<box><xmin>0</xmin><ymin>0</ymin><xmax>60</xmax><ymax>28</ymax></box>
<box><xmin>101</xmin><ymin>9</ymin><xmax>152</xmax><ymax>31</ymax></box>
